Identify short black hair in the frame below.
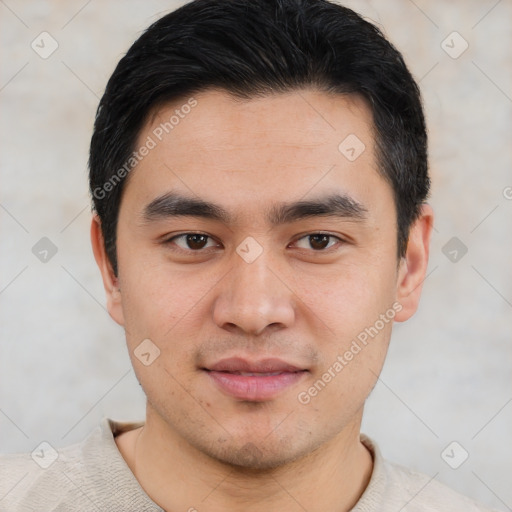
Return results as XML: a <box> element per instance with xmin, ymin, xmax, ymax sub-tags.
<box><xmin>89</xmin><ymin>0</ymin><xmax>430</xmax><ymax>276</ymax></box>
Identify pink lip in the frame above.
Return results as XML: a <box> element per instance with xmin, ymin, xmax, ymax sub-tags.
<box><xmin>204</xmin><ymin>357</ymin><xmax>307</xmax><ymax>401</ymax></box>
<box><xmin>207</xmin><ymin>357</ymin><xmax>303</xmax><ymax>373</ymax></box>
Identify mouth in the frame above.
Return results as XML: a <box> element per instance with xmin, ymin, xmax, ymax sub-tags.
<box><xmin>202</xmin><ymin>357</ymin><xmax>308</xmax><ymax>402</ymax></box>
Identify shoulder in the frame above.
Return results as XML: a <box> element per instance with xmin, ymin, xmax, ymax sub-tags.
<box><xmin>0</xmin><ymin>418</ymin><xmax>157</xmax><ymax>512</ymax></box>
<box><xmin>0</xmin><ymin>437</ymin><xmax>88</xmax><ymax>511</ymax></box>
<box><xmin>357</xmin><ymin>435</ymin><xmax>501</xmax><ymax>512</ymax></box>
<box><xmin>383</xmin><ymin>459</ymin><xmax>499</xmax><ymax>512</ymax></box>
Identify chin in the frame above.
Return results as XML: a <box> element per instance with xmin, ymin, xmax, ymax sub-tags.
<box><xmin>205</xmin><ymin>436</ymin><xmax>313</xmax><ymax>471</ymax></box>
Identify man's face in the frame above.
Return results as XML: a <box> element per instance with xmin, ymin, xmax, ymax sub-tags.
<box><xmin>106</xmin><ymin>89</ymin><xmax>412</xmax><ymax>468</ymax></box>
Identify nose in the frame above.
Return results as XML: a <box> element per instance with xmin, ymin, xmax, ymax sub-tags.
<box><xmin>212</xmin><ymin>244</ymin><xmax>296</xmax><ymax>336</ymax></box>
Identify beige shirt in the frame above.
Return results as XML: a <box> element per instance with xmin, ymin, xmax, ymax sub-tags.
<box><xmin>0</xmin><ymin>418</ymin><xmax>500</xmax><ymax>511</ymax></box>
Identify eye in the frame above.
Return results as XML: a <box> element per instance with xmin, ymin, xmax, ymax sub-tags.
<box><xmin>165</xmin><ymin>233</ymin><xmax>219</xmax><ymax>251</ymax></box>
<box><xmin>163</xmin><ymin>232</ymin><xmax>344</xmax><ymax>254</ymax></box>
<box><xmin>293</xmin><ymin>233</ymin><xmax>342</xmax><ymax>251</ymax></box>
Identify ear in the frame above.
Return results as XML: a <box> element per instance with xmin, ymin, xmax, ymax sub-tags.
<box><xmin>90</xmin><ymin>213</ymin><xmax>125</xmax><ymax>326</ymax></box>
<box><xmin>394</xmin><ymin>204</ymin><xmax>434</xmax><ymax>322</ymax></box>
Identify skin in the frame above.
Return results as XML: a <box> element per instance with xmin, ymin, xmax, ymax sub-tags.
<box><xmin>91</xmin><ymin>88</ymin><xmax>433</xmax><ymax>511</ymax></box>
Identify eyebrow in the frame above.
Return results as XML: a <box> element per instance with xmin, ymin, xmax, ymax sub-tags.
<box><xmin>140</xmin><ymin>191</ymin><xmax>368</xmax><ymax>226</ymax></box>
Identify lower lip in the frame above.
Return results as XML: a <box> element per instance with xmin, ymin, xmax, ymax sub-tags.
<box><xmin>206</xmin><ymin>370</ymin><xmax>307</xmax><ymax>401</ymax></box>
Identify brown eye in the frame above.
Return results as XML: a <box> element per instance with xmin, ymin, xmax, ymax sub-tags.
<box><xmin>309</xmin><ymin>234</ymin><xmax>330</xmax><ymax>250</ymax></box>
<box><xmin>167</xmin><ymin>233</ymin><xmax>218</xmax><ymax>251</ymax></box>
<box><xmin>294</xmin><ymin>233</ymin><xmax>340</xmax><ymax>251</ymax></box>
<box><xmin>185</xmin><ymin>234</ymin><xmax>209</xmax><ymax>250</ymax></box>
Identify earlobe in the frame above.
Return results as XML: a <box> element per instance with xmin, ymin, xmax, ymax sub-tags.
<box><xmin>90</xmin><ymin>214</ymin><xmax>125</xmax><ymax>327</ymax></box>
<box><xmin>394</xmin><ymin>204</ymin><xmax>434</xmax><ymax>323</ymax></box>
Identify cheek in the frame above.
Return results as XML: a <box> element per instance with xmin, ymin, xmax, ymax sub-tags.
<box><xmin>297</xmin><ymin>260</ymin><xmax>397</xmax><ymax>339</ymax></box>
<box><xmin>293</xmin><ymin>260</ymin><xmax>397</xmax><ymax>400</ymax></box>
<box><xmin>296</xmin><ymin>283</ymin><xmax>394</xmax><ymax>417</ymax></box>
<box><xmin>118</xmin><ymin>252</ymin><xmax>217</xmax><ymax>354</ymax></box>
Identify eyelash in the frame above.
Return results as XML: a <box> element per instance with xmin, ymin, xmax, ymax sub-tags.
<box><xmin>162</xmin><ymin>232</ymin><xmax>345</xmax><ymax>254</ymax></box>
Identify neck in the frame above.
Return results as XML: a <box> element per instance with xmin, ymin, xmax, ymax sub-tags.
<box><xmin>116</xmin><ymin>406</ymin><xmax>373</xmax><ymax>512</ymax></box>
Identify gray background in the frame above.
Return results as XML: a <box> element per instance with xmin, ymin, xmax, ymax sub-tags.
<box><xmin>1</xmin><ymin>0</ymin><xmax>511</xmax><ymax>509</ymax></box>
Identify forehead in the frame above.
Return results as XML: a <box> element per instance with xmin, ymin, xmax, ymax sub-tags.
<box><xmin>122</xmin><ymin>88</ymin><xmax>389</xmax><ymax>221</ymax></box>
<box><xmin>146</xmin><ymin>88</ymin><xmax>374</xmax><ymax>154</ymax></box>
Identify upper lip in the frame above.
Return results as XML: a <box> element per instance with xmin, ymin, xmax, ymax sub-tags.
<box><xmin>205</xmin><ymin>357</ymin><xmax>305</xmax><ymax>373</ymax></box>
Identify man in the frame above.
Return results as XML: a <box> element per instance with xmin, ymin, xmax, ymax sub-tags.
<box><xmin>0</xmin><ymin>0</ymin><xmax>501</xmax><ymax>510</ymax></box>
